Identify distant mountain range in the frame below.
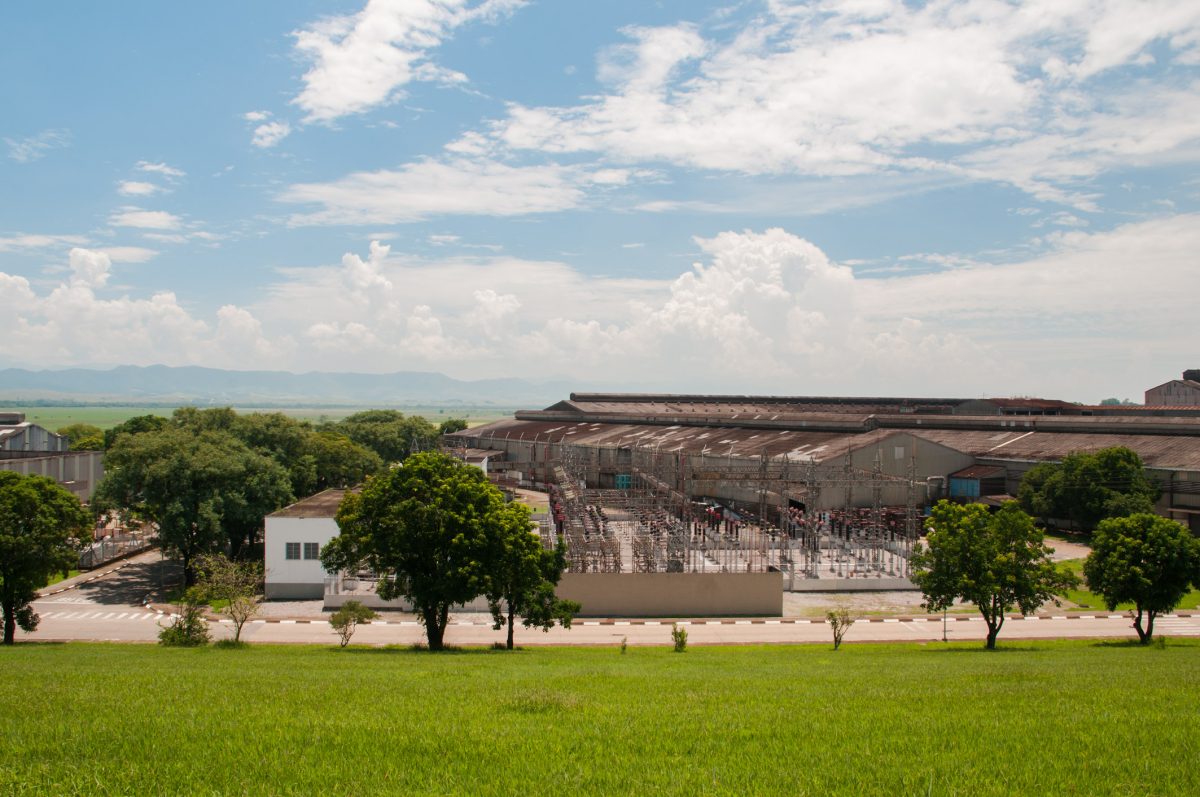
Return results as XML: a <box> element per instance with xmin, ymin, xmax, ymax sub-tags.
<box><xmin>0</xmin><ymin>365</ymin><xmax>581</xmax><ymax>407</ymax></box>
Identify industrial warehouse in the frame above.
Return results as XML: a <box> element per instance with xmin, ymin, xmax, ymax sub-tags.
<box><xmin>439</xmin><ymin>390</ymin><xmax>1200</xmax><ymax>614</ymax></box>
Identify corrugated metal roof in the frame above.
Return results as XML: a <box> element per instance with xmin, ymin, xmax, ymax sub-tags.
<box><xmin>462</xmin><ymin>417</ymin><xmax>1200</xmax><ymax>472</ymax></box>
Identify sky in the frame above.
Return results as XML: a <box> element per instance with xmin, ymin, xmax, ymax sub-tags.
<box><xmin>2</xmin><ymin>0</ymin><xmax>1198</xmax><ymax>403</ymax></box>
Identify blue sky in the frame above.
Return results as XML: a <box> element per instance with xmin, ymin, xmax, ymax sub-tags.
<box><xmin>2</xmin><ymin>0</ymin><xmax>1198</xmax><ymax>402</ymax></box>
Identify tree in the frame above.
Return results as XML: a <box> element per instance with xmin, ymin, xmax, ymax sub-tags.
<box><xmin>321</xmin><ymin>451</ymin><xmax>499</xmax><ymax>651</ymax></box>
<box><xmin>329</xmin><ymin>600</ymin><xmax>377</xmax><ymax>647</ymax></box>
<box><xmin>484</xmin><ymin>502</ymin><xmax>578</xmax><ymax>650</ymax></box>
<box><xmin>326</xmin><ymin>410</ymin><xmax>438</xmax><ymax>464</ymax></box>
<box><xmin>910</xmin><ymin>500</ymin><xmax>1077</xmax><ymax>649</ymax></box>
<box><xmin>1018</xmin><ymin>447</ymin><xmax>1159</xmax><ymax>531</ymax></box>
<box><xmin>95</xmin><ymin>428</ymin><xmax>293</xmax><ymax>584</ymax></box>
<box><xmin>195</xmin><ymin>553</ymin><xmax>263</xmax><ymax>643</ymax></box>
<box><xmin>0</xmin><ymin>472</ymin><xmax>92</xmax><ymax>644</ymax></box>
<box><xmin>438</xmin><ymin>418</ymin><xmax>468</xmax><ymax>435</ymax></box>
<box><xmin>103</xmin><ymin>413</ymin><xmax>171</xmax><ymax>449</ymax></box>
<box><xmin>56</xmin><ymin>423</ymin><xmax>104</xmax><ymax>451</ymax></box>
<box><xmin>305</xmin><ymin>432</ymin><xmax>384</xmax><ymax>491</ymax></box>
<box><xmin>1083</xmin><ymin>513</ymin><xmax>1200</xmax><ymax>644</ymax></box>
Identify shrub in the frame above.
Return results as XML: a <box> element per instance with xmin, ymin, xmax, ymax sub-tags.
<box><xmin>671</xmin><ymin>624</ymin><xmax>688</xmax><ymax>653</ymax></box>
<box><xmin>827</xmin><ymin>607</ymin><xmax>855</xmax><ymax>651</ymax></box>
<box><xmin>158</xmin><ymin>587</ymin><xmax>210</xmax><ymax>647</ymax></box>
<box><xmin>329</xmin><ymin>600</ymin><xmax>378</xmax><ymax>648</ymax></box>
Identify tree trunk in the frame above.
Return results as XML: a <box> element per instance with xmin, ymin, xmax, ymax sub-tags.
<box><xmin>2</xmin><ymin>602</ymin><xmax>15</xmax><ymax>645</ymax></box>
<box><xmin>984</xmin><ymin>611</ymin><xmax>1001</xmax><ymax>650</ymax></box>
<box><xmin>507</xmin><ymin>603</ymin><xmax>515</xmax><ymax>650</ymax></box>
<box><xmin>423</xmin><ymin>606</ymin><xmax>445</xmax><ymax>651</ymax></box>
<box><xmin>1134</xmin><ymin>607</ymin><xmax>1154</xmax><ymax>644</ymax></box>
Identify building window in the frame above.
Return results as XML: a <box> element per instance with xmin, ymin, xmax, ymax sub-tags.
<box><xmin>303</xmin><ymin>542</ymin><xmax>320</xmax><ymax>560</ymax></box>
<box><xmin>285</xmin><ymin>542</ymin><xmax>300</xmax><ymax>560</ymax></box>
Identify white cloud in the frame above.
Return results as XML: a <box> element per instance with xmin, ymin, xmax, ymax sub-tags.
<box><xmin>117</xmin><ymin>181</ymin><xmax>161</xmax><ymax>197</ymax></box>
<box><xmin>0</xmin><ymin>247</ymin><xmax>275</xmax><ymax>370</ymax></box>
<box><xmin>475</xmin><ymin>1</ymin><xmax>1200</xmax><ymax>207</ymax></box>
<box><xmin>252</xmin><ymin>120</ymin><xmax>292</xmax><ymax>148</ymax></box>
<box><xmin>108</xmin><ymin>208</ymin><xmax>183</xmax><ymax>230</ymax></box>
<box><xmin>136</xmin><ymin>161</ymin><xmax>185</xmax><ymax>179</ymax></box>
<box><xmin>243</xmin><ymin>110</ymin><xmax>271</xmax><ymax>122</ymax></box>
<box><xmin>0</xmin><ymin>233</ymin><xmax>89</xmax><ymax>252</ymax></box>
<box><xmin>96</xmin><ymin>246</ymin><xmax>159</xmax><ymax>264</ymax></box>
<box><xmin>5</xmin><ymin>129</ymin><xmax>70</xmax><ymax>163</ymax></box>
<box><xmin>291</xmin><ymin>0</ymin><xmax>528</xmax><ymax>123</ymax></box>
<box><xmin>280</xmin><ymin>157</ymin><xmax>590</xmax><ymax>224</ymax></box>
<box><xmin>4</xmin><ymin>215</ymin><xmax>1196</xmax><ymax>400</ymax></box>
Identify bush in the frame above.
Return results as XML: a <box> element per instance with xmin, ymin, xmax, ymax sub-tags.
<box><xmin>158</xmin><ymin>588</ymin><xmax>210</xmax><ymax>647</ymax></box>
<box><xmin>329</xmin><ymin>600</ymin><xmax>378</xmax><ymax>648</ymax></box>
<box><xmin>671</xmin><ymin>624</ymin><xmax>687</xmax><ymax>653</ymax></box>
<box><xmin>827</xmin><ymin>607</ymin><xmax>855</xmax><ymax>651</ymax></box>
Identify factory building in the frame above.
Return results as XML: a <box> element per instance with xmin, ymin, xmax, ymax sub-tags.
<box><xmin>1146</xmin><ymin>370</ymin><xmax>1200</xmax><ymax>407</ymax></box>
<box><xmin>0</xmin><ymin>412</ymin><xmax>103</xmax><ymax>502</ymax></box>
<box><xmin>451</xmin><ymin>393</ymin><xmax>1200</xmax><ymax>534</ymax></box>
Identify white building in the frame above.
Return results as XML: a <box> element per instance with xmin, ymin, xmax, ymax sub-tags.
<box><xmin>263</xmin><ymin>489</ymin><xmax>345</xmax><ymax>599</ymax></box>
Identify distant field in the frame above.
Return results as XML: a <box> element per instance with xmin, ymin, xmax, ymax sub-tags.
<box><xmin>1</xmin><ymin>641</ymin><xmax>1197</xmax><ymax>795</ymax></box>
<box><xmin>3</xmin><ymin>405</ymin><xmax>514</xmax><ymax>431</ymax></box>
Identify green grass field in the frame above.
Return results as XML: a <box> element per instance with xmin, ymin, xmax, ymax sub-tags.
<box><xmin>1</xmin><ymin>641</ymin><xmax>1197</xmax><ymax>795</ymax></box>
<box><xmin>2</xmin><ymin>405</ymin><xmax>514</xmax><ymax>431</ymax></box>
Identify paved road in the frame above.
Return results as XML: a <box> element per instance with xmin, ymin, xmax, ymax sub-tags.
<box><xmin>21</xmin><ymin>555</ymin><xmax>1200</xmax><ymax>647</ymax></box>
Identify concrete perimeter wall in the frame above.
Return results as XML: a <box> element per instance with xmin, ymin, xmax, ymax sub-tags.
<box><xmin>557</xmin><ymin>572</ymin><xmax>782</xmax><ymax>617</ymax></box>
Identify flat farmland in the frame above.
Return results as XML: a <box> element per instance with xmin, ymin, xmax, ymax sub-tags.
<box><xmin>2</xmin><ymin>405</ymin><xmax>514</xmax><ymax>430</ymax></box>
<box><xmin>1</xmin><ymin>641</ymin><xmax>1197</xmax><ymax>796</ymax></box>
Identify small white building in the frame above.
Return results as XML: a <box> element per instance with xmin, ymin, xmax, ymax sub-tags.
<box><xmin>263</xmin><ymin>489</ymin><xmax>346</xmax><ymax>599</ymax></box>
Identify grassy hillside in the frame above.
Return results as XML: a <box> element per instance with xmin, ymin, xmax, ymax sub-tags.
<box><xmin>1</xmin><ymin>641</ymin><xmax>1197</xmax><ymax>795</ymax></box>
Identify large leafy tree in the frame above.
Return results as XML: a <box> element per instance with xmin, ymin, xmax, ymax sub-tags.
<box><xmin>95</xmin><ymin>428</ymin><xmax>293</xmax><ymax>582</ymax></box>
<box><xmin>326</xmin><ymin>410</ymin><xmax>438</xmax><ymax>464</ymax></box>
<box><xmin>911</xmin><ymin>500</ymin><xmax>1077</xmax><ymax>649</ymax></box>
<box><xmin>1018</xmin><ymin>447</ymin><xmax>1158</xmax><ymax>531</ymax></box>
<box><xmin>103</xmin><ymin>413</ymin><xmax>170</xmax><ymax>449</ymax></box>
<box><xmin>0</xmin><ymin>472</ymin><xmax>92</xmax><ymax>644</ymax></box>
<box><xmin>321</xmin><ymin>451</ymin><xmax>500</xmax><ymax>651</ymax></box>
<box><xmin>56</xmin><ymin>423</ymin><xmax>105</xmax><ymax>451</ymax></box>
<box><xmin>1083</xmin><ymin>513</ymin><xmax>1200</xmax><ymax>644</ymax></box>
<box><xmin>484</xmin><ymin>502</ymin><xmax>578</xmax><ymax>650</ymax></box>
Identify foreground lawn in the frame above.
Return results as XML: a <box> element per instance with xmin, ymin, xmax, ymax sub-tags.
<box><xmin>1</xmin><ymin>641</ymin><xmax>1197</xmax><ymax>796</ymax></box>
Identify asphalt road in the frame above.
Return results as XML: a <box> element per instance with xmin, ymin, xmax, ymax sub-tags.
<box><xmin>22</xmin><ymin>552</ymin><xmax>1200</xmax><ymax>647</ymax></box>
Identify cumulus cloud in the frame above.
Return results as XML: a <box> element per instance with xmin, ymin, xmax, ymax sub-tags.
<box><xmin>0</xmin><ymin>247</ymin><xmax>275</xmax><ymax>369</ymax></box>
<box><xmin>291</xmin><ymin>0</ymin><xmax>527</xmax><ymax>123</ymax></box>
<box><xmin>252</xmin><ymin>120</ymin><xmax>292</xmax><ymax>148</ymax></box>
<box><xmin>4</xmin><ymin>216</ymin><xmax>1197</xmax><ymax>399</ymax></box>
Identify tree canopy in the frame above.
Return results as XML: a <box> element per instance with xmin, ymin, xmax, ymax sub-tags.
<box><xmin>95</xmin><ymin>428</ymin><xmax>294</xmax><ymax>582</ymax></box>
<box><xmin>484</xmin><ymin>501</ymin><xmax>578</xmax><ymax>649</ymax></box>
<box><xmin>0</xmin><ymin>472</ymin><xmax>92</xmax><ymax>644</ymax></box>
<box><xmin>910</xmin><ymin>500</ymin><xmax>1077</xmax><ymax>649</ymax></box>
<box><xmin>1018</xmin><ymin>446</ymin><xmax>1158</xmax><ymax>531</ymax></box>
<box><xmin>323</xmin><ymin>410</ymin><xmax>438</xmax><ymax>464</ymax></box>
<box><xmin>322</xmin><ymin>451</ymin><xmax>568</xmax><ymax>651</ymax></box>
<box><xmin>56</xmin><ymin>423</ymin><xmax>105</xmax><ymax>451</ymax></box>
<box><xmin>1083</xmin><ymin>513</ymin><xmax>1200</xmax><ymax>644</ymax></box>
